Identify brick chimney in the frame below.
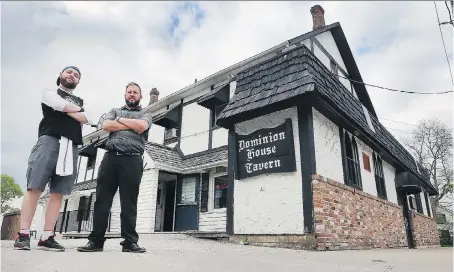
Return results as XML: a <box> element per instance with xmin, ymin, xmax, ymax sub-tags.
<box><xmin>310</xmin><ymin>5</ymin><xmax>325</xmax><ymax>30</ymax></box>
<box><xmin>149</xmin><ymin>88</ymin><xmax>159</xmax><ymax>105</ymax></box>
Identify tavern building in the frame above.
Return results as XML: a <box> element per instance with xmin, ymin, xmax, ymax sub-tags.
<box><xmin>33</xmin><ymin>5</ymin><xmax>440</xmax><ymax>250</ymax></box>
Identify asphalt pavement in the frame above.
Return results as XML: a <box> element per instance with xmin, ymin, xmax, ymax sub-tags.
<box><xmin>1</xmin><ymin>234</ymin><xmax>453</xmax><ymax>272</ymax></box>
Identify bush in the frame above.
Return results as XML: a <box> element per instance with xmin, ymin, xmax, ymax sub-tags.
<box><xmin>439</xmin><ymin>230</ymin><xmax>453</xmax><ymax>246</ymax></box>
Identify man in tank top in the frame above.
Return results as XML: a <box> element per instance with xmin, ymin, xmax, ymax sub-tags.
<box><xmin>14</xmin><ymin>66</ymin><xmax>94</xmax><ymax>252</ymax></box>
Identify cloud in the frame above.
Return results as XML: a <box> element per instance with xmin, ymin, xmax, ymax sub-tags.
<box><xmin>1</xmin><ymin>1</ymin><xmax>452</xmax><ymax>190</ymax></box>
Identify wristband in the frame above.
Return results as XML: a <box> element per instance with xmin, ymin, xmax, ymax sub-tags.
<box><xmin>116</xmin><ymin>117</ymin><xmax>121</xmax><ymax>123</ymax></box>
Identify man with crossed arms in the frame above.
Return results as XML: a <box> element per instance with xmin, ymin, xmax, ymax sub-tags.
<box><xmin>78</xmin><ymin>82</ymin><xmax>152</xmax><ymax>253</ymax></box>
<box><xmin>14</xmin><ymin>66</ymin><xmax>94</xmax><ymax>251</ymax></box>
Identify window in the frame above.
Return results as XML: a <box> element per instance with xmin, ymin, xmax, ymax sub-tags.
<box><xmin>180</xmin><ymin>176</ymin><xmax>197</xmax><ymax>204</ymax></box>
<box><xmin>408</xmin><ymin>195</ymin><xmax>416</xmax><ymax>210</ymax></box>
<box><xmin>414</xmin><ymin>193</ymin><xmax>424</xmax><ymax>214</ymax></box>
<box><xmin>214</xmin><ymin>175</ymin><xmax>228</xmax><ymax>209</ymax></box>
<box><xmin>373</xmin><ymin>152</ymin><xmax>387</xmax><ymax>200</ymax></box>
<box><xmin>342</xmin><ymin>131</ymin><xmax>362</xmax><ymax>189</ymax></box>
<box><xmin>424</xmin><ymin>192</ymin><xmax>432</xmax><ymax>217</ymax></box>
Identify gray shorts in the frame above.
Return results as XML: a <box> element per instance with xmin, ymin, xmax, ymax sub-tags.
<box><xmin>26</xmin><ymin>135</ymin><xmax>79</xmax><ymax>195</ymax></box>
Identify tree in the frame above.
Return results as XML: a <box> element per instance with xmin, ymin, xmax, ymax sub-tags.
<box><xmin>403</xmin><ymin>118</ymin><xmax>453</xmax><ymax>210</ymax></box>
<box><xmin>1</xmin><ymin>174</ymin><xmax>23</xmax><ymax>213</ymax></box>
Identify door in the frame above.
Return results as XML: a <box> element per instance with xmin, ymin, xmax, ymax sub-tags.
<box><xmin>174</xmin><ymin>175</ymin><xmax>200</xmax><ymax>231</ymax></box>
<box><xmin>398</xmin><ymin>190</ymin><xmax>415</xmax><ymax>249</ymax></box>
<box><xmin>154</xmin><ymin>182</ymin><xmax>166</xmax><ymax>231</ymax></box>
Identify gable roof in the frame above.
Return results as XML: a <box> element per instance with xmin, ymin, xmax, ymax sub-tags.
<box><xmin>216</xmin><ymin>22</ymin><xmax>377</xmax><ymax>126</ymax></box>
<box><xmin>82</xmin><ymin>22</ymin><xmax>375</xmax><ymax>144</ymax></box>
<box><xmin>216</xmin><ymin>43</ymin><xmax>437</xmax><ymax>195</ymax></box>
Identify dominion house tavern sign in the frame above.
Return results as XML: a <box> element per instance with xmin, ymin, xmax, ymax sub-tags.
<box><xmin>235</xmin><ymin>118</ymin><xmax>296</xmax><ymax>180</ymax></box>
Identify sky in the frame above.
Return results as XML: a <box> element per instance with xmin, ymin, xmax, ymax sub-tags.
<box><xmin>1</xmin><ymin>1</ymin><xmax>453</xmax><ymax>191</ymax></box>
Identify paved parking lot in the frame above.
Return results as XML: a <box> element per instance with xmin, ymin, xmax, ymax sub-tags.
<box><xmin>2</xmin><ymin>234</ymin><xmax>453</xmax><ymax>272</ymax></box>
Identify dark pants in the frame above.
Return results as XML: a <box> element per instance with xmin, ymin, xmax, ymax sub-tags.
<box><xmin>88</xmin><ymin>152</ymin><xmax>143</xmax><ymax>246</ymax></box>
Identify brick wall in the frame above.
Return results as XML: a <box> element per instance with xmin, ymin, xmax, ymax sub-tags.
<box><xmin>312</xmin><ymin>174</ymin><xmax>408</xmax><ymax>250</ymax></box>
<box><xmin>412</xmin><ymin>211</ymin><xmax>440</xmax><ymax>247</ymax></box>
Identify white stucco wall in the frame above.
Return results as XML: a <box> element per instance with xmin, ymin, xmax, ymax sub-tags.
<box><xmin>382</xmin><ymin>160</ymin><xmax>398</xmax><ymax>205</ymax></box>
<box><xmin>233</xmin><ymin>107</ymin><xmax>304</xmax><ymax>234</ymax></box>
<box><xmin>212</xmin><ymin>128</ymin><xmax>228</xmax><ymax>149</ymax></box>
<box><xmin>355</xmin><ymin>138</ymin><xmax>377</xmax><ymax>197</ymax></box>
<box><xmin>77</xmin><ymin>156</ymin><xmax>88</xmax><ymax>183</ymax></box>
<box><xmin>92</xmin><ymin>148</ymin><xmax>106</xmax><ymax>179</ymax></box>
<box><xmin>312</xmin><ymin>108</ymin><xmax>344</xmax><ymax>182</ymax></box>
<box><xmin>148</xmin><ymin>124</ymin><xmax>165</xmax><ymax>144</ymax></box>
<box><xmin>314</xmin><ymin>31</ymin><xmax>347</xmax><ymax>71</ymax></box>
<box><xmin>312</xmin><ymin>108</ymin><xmax>399</xmax><ymax>204</ymax></box>
<box><xmin>30</xmin><ymin>203</ymin><xmax>45</xmax><ymax>238</ymax></box>
<box><xmin>136</xmin><ymin>168</ymin><xmax>159</xmax><ymax>233</ymax></box>
<box><xmin>180</xmin><ymin>102</ymin><xmax>210</xmax><ymax>154</ymax></box>
<box><xmin>108</xmin><ymin>192</ymin><xmax>121</xmax><ymax>232</ymax></box>
<box><xmin>420</xmin><ymin>190</ymin><xmax>428</xmax><ymax>216</ymax></box>
<box><xmin>313</xmin><ymin>31</ymin><xmax>357</xmax><ymax>97</ymax></box>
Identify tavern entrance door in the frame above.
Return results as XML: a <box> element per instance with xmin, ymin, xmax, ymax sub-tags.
<box><xmin>174</xmin><ymin>174</ymin><xmax>200</xmax><ymax>231</ymax></box>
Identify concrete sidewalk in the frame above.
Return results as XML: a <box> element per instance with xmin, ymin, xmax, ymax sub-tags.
<box><xmin>2</xmin><ymin>234</ymin><xmax>453</xmax><ymax>272</ymax></box>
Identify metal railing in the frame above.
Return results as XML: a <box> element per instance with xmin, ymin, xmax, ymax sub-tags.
<box><xmin>55</xmin><ymin>210</ymin><xmax>111</xmax><ymax>233</ymax></box>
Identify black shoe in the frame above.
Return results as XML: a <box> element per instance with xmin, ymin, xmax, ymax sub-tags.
<box><xmin>77</xmin><ymin>241</ymin><xmax>104</xmax><ymax>252</ymax></box>
<box><xmin>122</xmin><ymin>243</ymin><xmax>146</xmax><ymax>253</ymax></box>
<box><xmin>13</xmin><ymin>233</ymin><xmax>31</xmax><ymax>250</ymax></box>
<box><xmin>37</xmin><ymin>235</ymin><xmax>65</xmax><ymax>252</ymax></box>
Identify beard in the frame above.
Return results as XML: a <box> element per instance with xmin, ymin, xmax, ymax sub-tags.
<box><xmin>60</xmin><ymin>77</ymin><xmax>77</xmax><ymax>89</ymax></box>
<box><xmin>125</xmin><ymin>98</ymin><xmax>140</xmax><ymax>108</ymax></box>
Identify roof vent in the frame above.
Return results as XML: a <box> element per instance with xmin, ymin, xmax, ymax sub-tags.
<box><xmin>310</xmin><ymin>5</ymin><xmax>325</xmax><ymax>30</ymax></box>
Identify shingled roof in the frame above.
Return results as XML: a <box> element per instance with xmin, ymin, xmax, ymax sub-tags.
<box><xmin>216</xmin><ymin>44</ymin><xmax>436</xmax><ymax>195</ymax></box>
<box><xmin>145</xmin><ymin>142</ymin><xmax>228</xmax><ymax>170</ymax></box>
<box><xmin>39</xmin><ymin>143</ymin><xmax>228</xmax><ymax>198</ymax></box>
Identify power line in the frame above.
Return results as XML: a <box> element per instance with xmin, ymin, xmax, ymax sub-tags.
<box><xmin>335</xmin><ymin>73</ymin><xmax>453</xmax><ymax>94</ymax></box>
<box><xmin>434</xmin><ymin>1</ymin><xmax>454</xmax><ymax>85</ymax></box>
<box><xmin>379</xmin><ymin>118</ymin><xmax>417</xmax><ymax>127</ymax></box>
<box><xmin>385</xmin><ymin>126</ymin><xmax>414</xmax><ymax>135</ymax></box>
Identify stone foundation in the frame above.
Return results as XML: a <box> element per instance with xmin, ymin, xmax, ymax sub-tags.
<box><xmin>312</xmin><ymin>174</ymin><xmax>408</xmax><ymax>250</ymax></box>
<box><xmin>411</xmin><ymin>211</ymin><xmax>440</xmax><ymax>247</ymax></box>
<box><xmin>229</xmin><ymin>234</ymin><xmax>316</xmax><ymax>250</ymax></box>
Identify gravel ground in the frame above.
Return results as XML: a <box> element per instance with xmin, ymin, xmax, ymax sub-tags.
<box><xmin>1</xmin><ymin>234</ymin><xmax>453</xmax><ymax>272</ymax></box>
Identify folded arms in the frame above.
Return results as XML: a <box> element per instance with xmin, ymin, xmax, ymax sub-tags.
<box><xmin>102</xmin><ymin>109</ymin><xmax>152</xmax><ymax>135</ymax></box>
<box><xmin>41</xmin><ymin>88</ymin><xmax>94</xmax><ymax>125</ymax></box>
